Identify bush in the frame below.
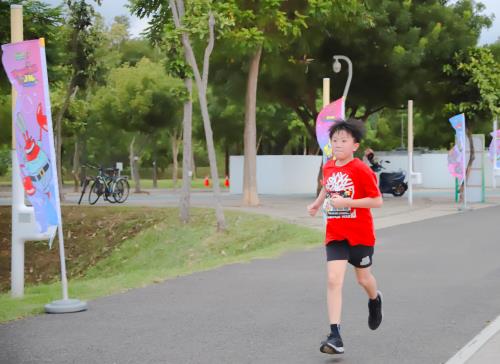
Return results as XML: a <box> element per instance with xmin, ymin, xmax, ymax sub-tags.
<box><xmin>0</xmin><ymin>146</ymin><xmax>11</xmax><ymax>177</ymax></box>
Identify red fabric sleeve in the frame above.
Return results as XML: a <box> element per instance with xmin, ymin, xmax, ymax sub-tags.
<box><xmin>358</xmin><ymin>164</ymin><xmax>381</xmax><ymax>198</ymax></box>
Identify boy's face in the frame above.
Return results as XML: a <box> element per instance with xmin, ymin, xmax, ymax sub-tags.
<box><xmin>331</xmin><ymin>130</ymin><xmax>359</xmax><ymax>161</ymax></box>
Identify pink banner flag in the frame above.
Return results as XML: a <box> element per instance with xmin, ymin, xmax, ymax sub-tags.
<box><xmin>2</xmin><ymin>39</ymin><xmax>61</xmax><ymax>237</ymax></box>
<box><xmin>489</xmin><ymin>129</ymin><xmax>500</xmax><ymax>169</ymax></box>
<box><xmin>316</xmin><ymin>97</ymin><xmax>345</xmax><ymax>163</ymax></box>
<box><xmin>447</xmin><ymin>113</ymin><xmax>467</xmax><ymax>183</ymax></box>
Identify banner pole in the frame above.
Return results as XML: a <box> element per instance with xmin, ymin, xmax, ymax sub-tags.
<box><xmin>36</xmin><ymin>39</ymin><xmax>86</xmax><ymax>313</ymax></box>
<box><xmin>463</xmin><ymin>118</ymin><xmax>467</xmax><ymax>210</ymax></box>
<box><xmin>408</xmin><ymin>100</ymin><xmax>414</xmax><ymax>207</ymax></box>
<box><xmin>57</xmin><ymin>225</ymin><xmax>69</xmax><ymax>300</ymax></box>
<box><xmin>494</xmin><ymin>118</ymin><xmax>498</xmax><ymax>189</ymax></box>
<box><xmin>323</xmin><ymin>78</ymin><xmax>330</xmax><ymax>108</ymax></box>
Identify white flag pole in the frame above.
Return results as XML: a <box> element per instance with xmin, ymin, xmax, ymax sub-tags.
<box><xmin>463</xmin><ymin>116</ymin><xmax>467</xmax><ymax>210</ymax></box>
<box><xmin>494</xmin><ymin>118</ymin><xmax>498</xmax><ymax>189</ymax></box>
<box><xmin>37</xmin><ymin>38</ymin><xmax>86</xmax><ymax>313</ymax></box>
<box><xmin>408</xmin><ymin>100</ymin><xmax>414</xmax><ymax>207</ymax></box>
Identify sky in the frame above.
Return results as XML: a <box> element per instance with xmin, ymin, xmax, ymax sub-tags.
<box><xmin>43</xmin><ymin>0</ymin><xmax>499</xmax><ymax>44</ymax></box>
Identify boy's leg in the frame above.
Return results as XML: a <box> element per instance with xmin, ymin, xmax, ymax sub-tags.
<box><xmin>321</xmin><ymin>259</ymin><xmax>347</xmax><ymax>354</ymax></box>
<box><xmin>355</xmin><ymin>267</ymin><xmax>383</xmax><ymax>330</ymax></box>
<box><xmin>354</xmin><ymin>266</ymin><xmax>378</xmax><ymax>299</ymax></box>
<box><xmin>327</xmin><ymin>260</ymin><xmax>348</xmax><ymax>324</ymax></box>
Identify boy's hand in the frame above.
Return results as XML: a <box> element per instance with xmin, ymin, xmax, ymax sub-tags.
<box><xmin>307</xmin><ymin>202</ymin><xmax>320</xmax><ymax>216</ymax></box>
<box><xmin>331</xmin><ymin>194</ymin><xmax>351</xmax><ymax>208</ymax></box>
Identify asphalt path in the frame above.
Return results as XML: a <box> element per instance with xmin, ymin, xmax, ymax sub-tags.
<box><xmin>1</xmin><ymin>206</ymin><xmax>500</xmax><ymax>363</ymax></box>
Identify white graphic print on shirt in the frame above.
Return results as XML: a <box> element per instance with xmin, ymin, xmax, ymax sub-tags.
<box><xmin>324</xmin><ymin>172</ymin><xmax>356</xmax><ymax>219</ymax></box>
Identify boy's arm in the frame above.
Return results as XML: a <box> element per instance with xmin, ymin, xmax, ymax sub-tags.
<box><xmin>307</xmin><ymin>187</ymin><xmax>326</xmax><ymax>216</ymax></box>
<box><xmin>331</xmin><ymin>195</ymin><xmax>383</xmax><ymax>209</ymax></box>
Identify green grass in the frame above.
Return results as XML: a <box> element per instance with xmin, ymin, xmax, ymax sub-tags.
<box><xmin>0</xmin><ymin>208</ymin><xmax>322</xmax><ymax>323</ymax></box>
<box><xmin>0</xmin><ymin>177</ymin><xmax>227</xmax><ymax>189</ymax></box>
<box><xmin>133</xmin><ymin>178</ymin><xmax>227</xmax><ymax>189</ymax></box>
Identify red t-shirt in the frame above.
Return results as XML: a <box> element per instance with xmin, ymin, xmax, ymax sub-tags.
<box><xmin>322</xmin><ymin>158</ymin><xmax>381</xmax><ymax>246</ymax></box>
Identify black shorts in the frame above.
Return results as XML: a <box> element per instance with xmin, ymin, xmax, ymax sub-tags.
<box><xmin>325</xmin><ymin>240</ymin><xmax>374</xmax><ymax>268</ymax></box>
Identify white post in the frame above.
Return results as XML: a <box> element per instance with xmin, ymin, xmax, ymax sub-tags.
<box><xmin>407</xmin><ymin>100</ymin><xmax>413</xmax><ymax>207</ymax></box>
<box><xmin>11</xmin><ymin>4</ymin><xmax>25</xmax><ymax>298</ymax></box>
<box><xmin>463</xmin><ymin>121</ymin><xmax>467</xmax><ymax>210</ymax></box>
<box><xmin>494</xmin><ymin>119</ymin><xmax>498</xmax><ymax>189</ymax></box>
<box><xmin>323</xmin><ymin>78</ymin><xmax>330</xmax><ymax>108</ymax></box>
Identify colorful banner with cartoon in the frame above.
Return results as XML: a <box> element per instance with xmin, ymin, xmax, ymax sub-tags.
<box><xmin>488</xmin><ymin>128</ymin><xmax>500</xmax><ymax>170</ymax></box>
<box><xmin>2</xmin><ymin>39</ymin><xmax>60</xmax><ymax>237</ymax></box>
<box><xmin>447</xmin><ymin>113</ymin><xmax>467</xmax><ymax>183</ymax></box>
<box><xmin>316</xmin><ymin>97</ymin><xmax>345</xmax><ymax>163</ymax></box>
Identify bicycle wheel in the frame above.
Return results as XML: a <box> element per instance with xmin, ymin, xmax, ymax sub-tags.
<box><xmin>113</xmin><ymin>178</ymin><xmax>130</xmax><ymax>203</ymax></box>
<box><xmin>103</xmin><ymin>177</ymin><xmax>117</xmax><ymax>203</ymax></box>
<box><xmin>88</xmin><ymin>179</ymin><xmax>104</xmax><ymax>205</ymax></box>
<box><xmin>78</xmin><ymin>177</ymin><xmax>93</xmax><ymax>205</ymax></box>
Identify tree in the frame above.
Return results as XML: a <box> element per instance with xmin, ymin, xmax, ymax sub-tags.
<box><xmin>91</xmin><ymin>58</ymin><xmax>185</xmax><ymax>192</ymax></box>
<box><xmin>131</xmin><ymin>0</ymin><xmax>231</xmax><ymax>230</ymax></box>
<box><xmin>0</xmin><ymin>0</ymin><xmax>64</xmax><ymax>151</ymax></box>
<box><xmin>130</xmin><ymin>0</ymin><xmax>196</xmax><ymax>223</ymax></box>
<box><xmin>257</xmin><ymin>0</ymin><xmax>491</xmax><ymax>144</ymax></box>
<box><xmin>227</xmin><ymin>1</ymin><xmax>309</xmax><ymax>206</ymax></box>
<box><xmin>443</xmin><ymin>46</ymin><xmax>500</xmax><ymax>201</ymax></box>
<box><xmin>54</xmin><ymin>0</ymin><xmax>102</xmax><ymax>199</ymax></box>
<box><xmin>168</xmin><ymin>0</ymin><xmax>227</xmax><ymax>230</ymax></box>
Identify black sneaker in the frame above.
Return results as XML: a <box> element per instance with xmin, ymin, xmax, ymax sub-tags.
<box><xmin>368</xmin><ymin>290</ymin><xmax>383</xmax><ymax>330</ymax></box>
<box><xmin>320</xmin><ymin>331</ymin><xmax>344</xmax><ymax>354</ymax></box>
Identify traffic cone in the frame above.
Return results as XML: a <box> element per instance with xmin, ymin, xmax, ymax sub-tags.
<box><xmin>204</xmin><ymin>176</ymin><xmax>210</xmax><ymax>187</ymax></box>
<box><xmin>224</xmin><ymin>176</ymin><xmax>230</xmax><ymax>188</ymax></box>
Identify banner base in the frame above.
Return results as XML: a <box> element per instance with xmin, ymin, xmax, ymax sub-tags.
<box><xmin>45</xmin><ymin>299</ymin><xmax>88</xmax><ymax>314</ymax></box>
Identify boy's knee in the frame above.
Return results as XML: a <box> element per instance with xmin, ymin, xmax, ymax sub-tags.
<box><xmin>327</xmin><ymin>273</ymin><xmax>344</xmax><ymax>289</ymax></box>
<box><xmin>357</xmin><ymin>274</ymin><xmax>374</xmax><ymax>287</ymax></box>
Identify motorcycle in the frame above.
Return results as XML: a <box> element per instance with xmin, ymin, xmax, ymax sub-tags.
<box><xmin>368</xmin><ymin>159</ymin><xmax>408</xmax><ymax>197</ymax></box>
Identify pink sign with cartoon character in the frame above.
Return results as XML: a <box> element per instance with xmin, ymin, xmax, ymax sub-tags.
<box><xmin>2</xmin><ymin>39</ymin><xmax>60</xmax><ymax>234</ymax></box>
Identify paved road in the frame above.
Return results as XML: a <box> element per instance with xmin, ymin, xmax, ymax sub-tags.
<box><xmin>1</xmin><ymin>205</ymin><xmax>500</xmax><ymax>363</ymax></box>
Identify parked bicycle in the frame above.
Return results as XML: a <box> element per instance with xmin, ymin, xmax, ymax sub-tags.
<box><xmin>78</xmin><ymin>164</ymin><xmax>129</xmax><ymax>205</ymax></box>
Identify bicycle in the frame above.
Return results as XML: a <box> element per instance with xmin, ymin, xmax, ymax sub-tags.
<box><xmin>77</xmin><ymin>175</ymin><xmax>95</xmax><ymax>205</ymax></box>
<box><xmin>83</xmin><ymin>164</ymin><xmax>130</xmax><ymax>205</ymax></box>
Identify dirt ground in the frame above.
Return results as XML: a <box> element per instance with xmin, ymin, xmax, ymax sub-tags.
<box><xmin>0</xmin><ymin>206</ymin><xmax>167</xmax><ymax>293</ymax></box>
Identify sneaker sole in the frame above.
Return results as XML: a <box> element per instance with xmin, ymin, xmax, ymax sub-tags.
<box><xmin>320</xmin><ymin>342</ymin><xmax>344</xmax><ymax>354</ymax></box>
<box><xmin>369</xmin><ymin>290</ymin><xmax>383</xmax><ymax>330</ymax></box>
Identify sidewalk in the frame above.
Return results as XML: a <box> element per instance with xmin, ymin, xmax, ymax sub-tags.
<box><xmin>446</xmin><ymin>316</ymin><xmax>500</xmax><ymax>364</ymax></box>
<box><xmin>466</xmin><ymin>329</ymin><xmax>500</xmax><ymax>364</ymax></box>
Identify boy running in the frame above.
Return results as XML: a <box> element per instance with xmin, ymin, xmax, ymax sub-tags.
<box><xmin>307</xmin><ymin>119</ymin><xmax>383</xmax><ymax>355</ymax></box>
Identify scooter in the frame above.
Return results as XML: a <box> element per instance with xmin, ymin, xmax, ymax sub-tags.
<box><xmin>369</xmin><ymin>160</ymin><xmax>408</xmax><ymax>197</ymax></box>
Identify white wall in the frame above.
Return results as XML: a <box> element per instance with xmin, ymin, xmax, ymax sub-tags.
<box><xmin>229</xmin><ymin>150</ymin><xmax>500</xmax><ymax>195</ymax></box>
<box><xmin>229</xmin><ymin>155</ymin><xmax>322</xmax><ymax>194</ymax></box>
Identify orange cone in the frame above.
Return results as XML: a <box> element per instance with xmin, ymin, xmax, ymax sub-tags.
<box><xmin>204</xmin><ymin>176</ymin><xmax>210</xmax><ymax>187</ymax></box>
<box><xmin>224</xmin><ymin>176</ymin><xmax>230</xmax><ymax>188</ymax></box>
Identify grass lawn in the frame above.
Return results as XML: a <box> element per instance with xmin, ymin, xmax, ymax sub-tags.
<box><xmin>0</xmin><ymin>206</ymin><xmax>322</xmax><ymax>323</ymax></box>
<box><xmin>0</xmin><ymin>177</ymin><xmax>227</xmax><ymax>189</ymax></box>
<box><xmin>135</xmin><ymin>178</ymin><xmax>227</xmax><ymax>189</ymax></box>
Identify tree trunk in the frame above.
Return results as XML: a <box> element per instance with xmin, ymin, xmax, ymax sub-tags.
<box><xmin>54</xmin><ymin>76</ymin><xmax>77</xmax><ymax>201</ymax></box>
<box><xmin>129</xmin><ymin>136</ymin><xmax>141</xmax><ymax>193</ymax></box>
<box><xmin>171</xmin><ymin>131</ymin><xmax>180</xmax><ymax>189</ymax></box>
<box><xmin>242</xmin><ymin>46</ymin><xmax>262</xmax><ymax>206</ymax></box>
<box><xmin>180</xmin><ymin>78</ymin><xmax>193</xmax><ymax>223</ymax></box>
<box><xmin>459</xmin><ymin>130</ymin><xmax>475</xmax><ymax>203</ymax></box>
<box><xmin>170</xmin><ymin>2</ymin><xmax>225</xmax><ymax>231</ymax></box>
<box><xmin>225</xmin><ymin>144</ymin><xmax>229</xmax><ymax>178</ymax></box>
<box><xmin>72</xmin><ymin>137</ymin><xmax>80</xmax><ymax>192</ymax></box>
<box><xmin>191</xmin><ymin>150</ymin><xmax>196</xmax><ymax>179</ymax></box>
<box><xmin>152</xmin><ymin>160</ymin><xmax>158</xmax><ymax>188</ymax></box>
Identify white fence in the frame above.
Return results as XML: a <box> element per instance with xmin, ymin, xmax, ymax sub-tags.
<box><xmin>229</xmin><ymin>155</ymin><xmax>322</xmax><ymax>194</ymax></box>
<box><xmin>229</xmin><ymin>150</ymin><xmax>498</xmax><ymax>195</ymax></box>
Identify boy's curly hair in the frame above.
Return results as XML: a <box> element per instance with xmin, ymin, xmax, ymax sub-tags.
<box><xmin>328</xmin><ymin>118</ymin><xmax>365</xmax><ymax>143</ymax></box>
